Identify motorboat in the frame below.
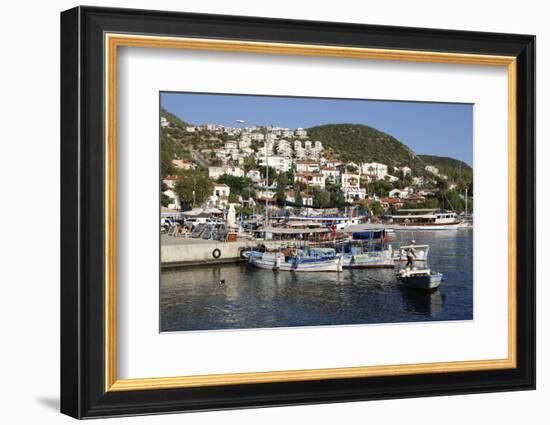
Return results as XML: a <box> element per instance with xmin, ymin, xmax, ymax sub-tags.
<box><xmin>397</xmin><ymin>268</ymin><xmax>443</xmax><ymax>290</ymax></box>
<box><xmin>393</xmin><ymin>244</ymin><xmax>430</xmax><ymax>262</ymax></box>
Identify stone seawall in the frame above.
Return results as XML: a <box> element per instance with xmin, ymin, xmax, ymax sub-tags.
<box><xmin>161</xmin><ymin>239</ymin><xmax>287</xmax><ymax>269</ymax></box>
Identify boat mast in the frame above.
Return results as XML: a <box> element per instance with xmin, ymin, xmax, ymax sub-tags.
<box><xmin>264</xmin><ymin>129</ymin><xmax>269</xmax><ymax>239</ymax></box>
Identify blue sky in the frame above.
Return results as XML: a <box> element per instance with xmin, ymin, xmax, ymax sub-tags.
<box><xmin>161</xmin><ymin>92</ymin><xmax>473</xmax><ymax>165</ymax></box>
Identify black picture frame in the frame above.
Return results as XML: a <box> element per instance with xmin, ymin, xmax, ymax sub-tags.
<box><xmin>61</xmin><ymin>5</ymin><xmax>535</xmax><ymax>419</ymax></box>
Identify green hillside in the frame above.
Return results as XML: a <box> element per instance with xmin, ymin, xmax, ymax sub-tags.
<box><xmin>418</xmin><ymin>154</ymin><xmax>472</xmax><ymax>182</ymax></box>
<box><xmin>160</xmin><ymin>108</ymin><xmax>192</xmax><ymax>176</ymax></box>
<box><xmin>159</xmin><ymin>112</ymin><xmax>472</xmax><ymax>184</ymax></box>
<box><xmin>306</xmin><ymin>123</ymin><xmax>423</xmax><ymax>172</ymax></box>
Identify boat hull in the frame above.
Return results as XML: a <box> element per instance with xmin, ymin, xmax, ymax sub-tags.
<box><xmin>400</xmin><ymin>273</ymin><xmax>442</xmax><ymax>290</ymax></box>
<box><xmin>392</xmin><ymin>222</ymin><xmax>462</xmax><ymax>231</ymax></box>
<box><xmin>343</xmin><ymin>251</ymin><xmax>394</xmax><ymax>269</ymax></box>
<box><xmin>248</xmin><ymin>251</ymin><xmax>343</xmax><ymax>272</ymax></box>
<box><xmin>279</xmin><ymin>257</ymin><xmax>343</xmax><ymax>272</ymax></box>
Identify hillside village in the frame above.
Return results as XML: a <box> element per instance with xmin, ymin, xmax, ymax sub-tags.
<box><xmin>160</xmin><ymin>109</ymin><xmax>473</xmax><ymax>217</ymax></box>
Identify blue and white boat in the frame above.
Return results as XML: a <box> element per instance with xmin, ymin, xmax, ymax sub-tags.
<box><xmin>246</xmin><ymin>247</ymin><xmax>343</xmax><ymax>272</ymax></box>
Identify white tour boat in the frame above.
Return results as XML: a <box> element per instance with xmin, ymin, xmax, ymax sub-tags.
<box><xmin>390</xmin><ymin>209</ymin><xmax>464</xmax><ymax>230</ymax></box>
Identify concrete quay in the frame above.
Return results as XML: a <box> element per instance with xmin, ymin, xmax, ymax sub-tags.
<box><xmin>161</xmin><ymin>235</ymin><xmax>287</xmax><ymax>269</ymax></box>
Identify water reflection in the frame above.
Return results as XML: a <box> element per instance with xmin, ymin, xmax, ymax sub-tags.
<box><xmin>161</xmin><ymin>230</ymin><xmax>473</xmax><ymax>332</ymax></box>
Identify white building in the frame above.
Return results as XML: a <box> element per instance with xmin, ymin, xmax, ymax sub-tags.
<box><xmin>160</xmin><ymin>117</ymin><xmax>170</xmax><ymax>127</ymax></box>
<box><xmin>412</xmin><ymin>176</ymin><xmax>432</xmax><ymax>187</ymax></box>
<box><xmin>295</xmin><ymin>160</ymin><xmax>320</xmax><ymax>173</ymax></box>
<box><xmin>294</xmin><ymin>172</ymin><xmax>326</xmax><ymax>189</ymax></box>
<box><xmin>171</xmin><ymin>159</ymin><xmax>196</xmax><ymax>170</ymax></box>
<box><xmin>425</xmin><ymin>165</ymin><xmax>440</xmax><ymax>176</ymax></box>
<box><xmin>362</xmin><ymin>162</ymin><xmax>388</xmax><ymax>180</ymax></box>
<box><xmin>321</xmin><ymin>167</ymin><xmax>340</xmax><ymax>184</ymax></box>
<box><xmin>246</xmin><ymin>169</ymin><xmax>262</xmax><ymax>182</ymax></box>
<box><xmin>386</xmin><ymin>174</ymin><xmax>399</xmax><ymax>183</ymax></box>
<box><xmin>341</xmin><ymin>173</ymin><xmax>361</xmax><ymax>189</ymax></box>
<box><xmin>396</xmin><ymin>166</ymin><xmax>411</xmax><ymax>176</ymax></box>
<box><xmin>285</xmin><ymin>191</ymin><xmax>313</xmax><ymax>206</ymax></box>
<box><xmin>257</xmin><ymin>155</ymin><xmax>292</xmax><ymax>173</ymax></box>
<box><xmin>162</xmin><ymin>176</ymin><xmax>177</xmax><ymax>189</ymax></box>
<box><xmin>324</xmin><ymin>159</ymin><xmax>344</xmax><ymax>169</ymax></box>
<box><xmin>185</xmin><ymin>126</ymin><xmax>196</xmax><ymax>133</ymax></box>
<box><xmin>224</xmin><ymin>141</ymin><xmax>238</xmax><ymax>150</ymax></box>
<box><xmin>282</xmin><ymin>129</ymin><xmax>294</xmax><ymax>138</ymax></box>
<box><xmin>341</xmin><ymin>172</ymin><xmax>366</xmax><ymax>202</ymax></box>
<box><xmin>277</xmin><ymin>139</ymin><xmax>293</xmax><ymax>157</ymax></box>
<box><xmin>212</xmin><ymin>184</ymin><xmax>230</xmax><ymax>206</ymax></box>
<box><xmin>294</xmin><ymin>147</ymin><xmax>307</xmax><ymax>160</ymax></box>
<box><xmin>255</xmin><ymin>188</ymin><xmax>277</xmax><ymax>203</ymax></box>
<box><xmin>163</xmin><ymin>188</ymin><xmax>181</xmax><ymax>210</ymax></box>
<box><xmin>208</xmin><ymin>166</ymin><xmax>245</xmax><ymax>180</ymax></box>
<box><xmin>389</xmin><ymin>188</ymin><xmax>413</xmax><ymax>198</ymax></box>
<box><xmin>295</xmin><ymin>128</ymin><xmax>308</xmax><ymax>138</ymax></box>
<box><xmin>250</xmin><ymin>132</ymin><xmax>265</xmax><ymax>141</ymax></box>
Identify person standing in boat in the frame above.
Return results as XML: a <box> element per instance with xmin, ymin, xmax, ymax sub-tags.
<box><xmin>406</xmin><ymin>240</ymin><xmax>417</xmax><ymax>269</ymax></box>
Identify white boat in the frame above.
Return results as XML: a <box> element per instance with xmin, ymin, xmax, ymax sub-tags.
<box><xmin>287</xmin><ymin>215</ymin><xmax>365</xmax><ymax>230</ymax></box>
<box><xmin>247</xmin><ymin>249</ymin><xmax>343</xmax><ymax>272</ymax></box>
<box><xmin>246</xmin><ymin>251</ymin><xmax>283</xmax><ymax>270</ymax></box>
<box><xmin>279</xmin><ymin>255</ymin><xmax>343</xmax><ymax>272</ymax></box>
<box><xmin>339</xmin><ymin>229</ymin><xmax>395</xmax><ymax>268</ymax></box>
<box><xmin>390</xmin><ymin>209</ymin><xmax>463</xmax><ymax>230</ymax></box>
<box><xmin>393</xmin><ymin>244</ymin><xmax>430</xmax><ymax>262</ymax></box>
<box><xmin>343</xmin><ymin>248</ymin><xmax>394</xmax><ymax>268</ymax></box>
<box><xmin>398</xmin><ymin>268</ymin><xmax>443</xmax><ymax>290</ymax></box>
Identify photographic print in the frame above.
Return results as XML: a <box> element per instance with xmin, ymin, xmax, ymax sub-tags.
<box><xmin>159</xmin><ymin>92</ymin><xmax>474</xmax><ymax>332</ymax></box>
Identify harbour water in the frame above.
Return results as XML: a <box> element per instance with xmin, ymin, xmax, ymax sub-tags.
<box><xmin>160</xmin><ymin>229</ymin><xmax>473</xmax><ymax>332</ymax></box>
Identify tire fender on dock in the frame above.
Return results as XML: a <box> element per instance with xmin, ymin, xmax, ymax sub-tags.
<box><xmin>212</xmin><ymin>248</ymin><xmax>221</xmax><ymax>259</ymax></box>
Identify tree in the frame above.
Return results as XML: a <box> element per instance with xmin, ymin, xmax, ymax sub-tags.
<box><xmin>228</xmin><ymin>193</ymin><xmax>239</xmax><ymax>203</ymax></box>
<box><xmin>436</xmin><ymin>178</ymin><xmax>449</xmax><ymax>191</ymax></box>
<box><xmin>243</xmin><ymin>156</ymin><xmax>258</xmax><ymax>172</ymax></box>
<box><xmin>311</xmin><ymin>187</ymin><xmax>331</xmax><ymax>208</ymax></box>
<box><xmin>326</xmin><ymin>182</ymin><xmax>346</xmax><ymax>207</ymax></box>
<box><xmin>369</xmin><ymin>201</ymin><xmax>385</xmax><ymax>217</ymax></box>
<box><xmin>274</xmin><ymin>172</ymin><xmax>290</xmax><ymax>204</ymax></box>
<box><xmin>258</xmin><ymin>166</ymin><xmax>277</xmax><ymax>185</ymax></box>
<box><xmin>160</xmin><ymin>182</ymin><xmax>173</xmax><ymax>207</ymax></box>
<box><xmin>174</xmin><ymin>170</ymin><xmax>213</xmax><ymax>206</ymax></box>
<box><xmin>217</xmin><ymin>174</ymin><xmax>254</xmax><ymax>198</ymax></box>
<box><xmin>161</xmin><ymin>150</ymin><xmax>175</xmax><ymax>178</ymax></box>
<box><xmin>294</xmin><ymin>190</ymin><xmax>303</xmax><ymax>206</ymax></box>
<box><xmin>346</xmin><ymin>164</ymin><xmax>359</xmax><ymax>174</ymax></box>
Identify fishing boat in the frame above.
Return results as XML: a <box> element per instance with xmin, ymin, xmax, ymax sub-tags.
<box><xmin>342</xmin><ymin>246</ymin><xmax>394</xmax><ymax>268</ymax></box>
<box><xmin>398</xmin><ymin>268</ymin><xmax>443</xmax><ymax>290</ymax></box>
<box><xmin>246</xmin><ymin>247</ymin><xmax>343</xmax><ymax>272</ymax></box>
<box><xmin>389</xmin><ymin>209</ymin><xmax>463</xmax><ymax>230</ymax></box>
<box><xmin>339</xmin><ymin>229</ymin><xmax>394</xmax><ymax>268</ymax></box>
